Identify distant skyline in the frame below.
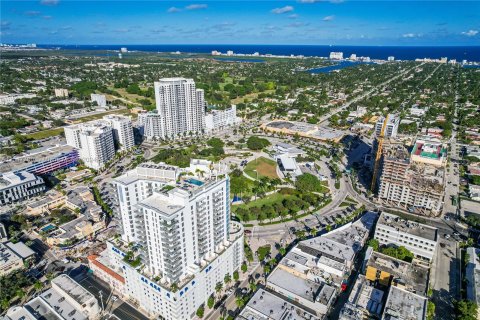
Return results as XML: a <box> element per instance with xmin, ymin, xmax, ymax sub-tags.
<box><xmin>1</xmin><ymin>1</ymin><xmax>479</xmax><ymax>46</ymax></box>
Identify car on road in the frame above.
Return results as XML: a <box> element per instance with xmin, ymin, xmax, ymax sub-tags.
<box><xmin>244</xmin><ymin>230</ymin><xmax>252</xmax><ymax>235</ymax></box>
<box><xmin>444</xmin><ymin>234</ymin><xmax>450</xmax><ymax>239</ymax></box>
<box><xmin>112</xmin><ymin>296</ymin><xmax>118</xmax><ymax>302</ymax></box>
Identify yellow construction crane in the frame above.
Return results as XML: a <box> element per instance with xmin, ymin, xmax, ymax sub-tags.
<box><xmin>371</xmin><ymin>115</ymin><xmax>389</xmax><ymax>192</ymax></box>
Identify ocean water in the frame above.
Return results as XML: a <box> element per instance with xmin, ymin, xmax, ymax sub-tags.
<box><xmin>38</xmin><ymin>44</ymin><xmax>480</xmax><ymax>62</ymax></box>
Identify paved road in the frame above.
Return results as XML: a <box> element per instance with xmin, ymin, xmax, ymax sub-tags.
<box><xmin>78</xmin><ymin>274</ymin><xmax>149</xmax><ymax>320</ymax></box>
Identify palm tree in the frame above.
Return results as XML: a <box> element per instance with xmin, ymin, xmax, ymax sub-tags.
<box><xmin>215</xmin><ymin>281</ymin><xmax>223</xmax><ymax>295</ymax></box>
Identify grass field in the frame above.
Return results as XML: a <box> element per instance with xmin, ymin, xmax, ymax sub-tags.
<box><xmin>233</xmin><ymin>192</ymin><xmax>292</xmax><ymax>211</ymax></box>
<box><xmin>24</xmin><ymin>128</ymin><xmax>64</xmax><ymax>140</ymax></box>
<box><xmin>244</xmin><ymin>157</ymin><xmax>278</xmax><ymax>180</ymax></box>
<box><xmin>231</xmin><ymin>90</ymin><xmax>275</xmax><ymax>104</ymax></box>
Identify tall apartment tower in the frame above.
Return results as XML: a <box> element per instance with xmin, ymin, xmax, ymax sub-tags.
<box><xmin>108</xmin><ymin>167</ymin><xmax>244</xmax><ymax>319</ymax></box>
<box><xmin>154</xmin><ymin>78</ymin><xmax>206</xmax><ymax>139</ymax></box>
<box><xmin>375</xmin><ymin>114</ymin><xmax>400</xmax><ymax>138</ymax></box>
<box><xmin>103</xmin><ymin>115</ymin><xmax>135</xmax><ymax>151</ymax></box>
<box><xmin>138</xmin><ymin>112</ymin><xmax>163</xmax><ymax>140</ymax></box>
<box><xmin>114</xmin><ymin>163</ymin><xmax>181</xmax><ymax>243</ymax></box>
<box><xmin>78</xmin><ymin>122</ymin><xmax>115</xmax><ymax>170</ymax></box>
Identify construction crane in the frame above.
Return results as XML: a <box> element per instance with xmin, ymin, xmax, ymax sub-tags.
<box><xmin>370</xmin><ymin>115</ymin><xmax>389</xmax><ymax>192</ymax></box>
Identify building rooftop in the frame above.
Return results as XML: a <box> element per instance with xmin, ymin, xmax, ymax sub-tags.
<box><xmin>411</xmin><ymin>138</ymin><xmax>447</xmax><ymax>162</ymax></box>
<box><xmin>378</xmin><ymin>212</ymin><xmax>438</xmax><ymax>242</ymax></box>
<box><xmin>0</xmin><ymin>144</ymin><xmax>76</xmax><ymax>173</ymax></box>
<box><xmin>5</xmin><ymin>241</ymin><xmax>35</xmax><ymax>260</ymax></box>
<box><xmin>382</xmin><ymin>286</ymin><xmax>427</xmax><ymax>320</ymax></box>
<box><xmin>268</xmin><ymin>268</ymin><xmax>336</xmax><ymax>306</ymax></box>
<box><xmin>52</xmin><ymin>274</ymin><xmax>97</xmax><ymax>308</ymax></box>
<box><xmin>466</xmin><ymin>247</ymin><xmax>480</xmax><ymax>305</ymax></box>
<box><xmin>114</xmin><ymin>162</ymin><xmax>179</xmax><ymax>185</ymax></box>
<box><xmin>0</xmin><ymin>171</ymin><xmax>38</xmax><ymax>190</ymax></box>
<box><xmin>0</xmin><ymin>242</ymin><xmax>23</xmax><ymax>269</ymax></box>
<box><xmin>366</xmin><ymin>250</ymin><xmax>429</xmax><ymax>295</ymax></box>
<box><xmin>27</xmin><ymin>294</ymin><xmax>84</xmax><ymax>320</ymax></box>
<box><xmin>138</xmin><ymin>193</ymin><xmax>184</xmax><ymax>217</ymax></box>
<box><xmin>322</xmin><ymin>211</ymin><xmax>377</xmax><ymax>249</ymax></box>
<box><xmin>238</xmin><ymin>289</ymin><xmax>320</xmax><ymax>320</ymax></box>
<box><xmin>341</xmin><ymin>275</ymin><xmax>384</xmax><ymax>318</ymax></box>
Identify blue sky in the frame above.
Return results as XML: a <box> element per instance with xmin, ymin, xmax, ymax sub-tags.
<box><xmin>1</xmin><ymin>1</ymin><xmax>479</xmax><ymax>45</ymax></box>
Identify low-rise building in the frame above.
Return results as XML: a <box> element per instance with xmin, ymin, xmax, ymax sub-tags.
<box><xmin>0</xmin><ymin>144</ymin><xmax>80</xmax><ymax>176</ymax></box>
<box><xmin>0</xmin><ymin>93</ymin><xmax>36</xmax><ymax>105</ymax></box>
<box><xmin>88</xmin><ymin>253</ymin><xmax>125</xmax><ymax>295</ymax></box>
<box><xmin>54</xmin><ymin>88</ymin><xmax>69</xmax><ymax>98</ymax></box>
<box><xmin>6</xmin><ymin>274</ymin><xmax>101</xmax><ymax>320</ymax></box>
<box><xmin>0</xmin><ymin>241</ymin><xmax>35</xmax><ymax>276</ymax></box>
<box><xmin>256</xmin><ymin>212</ymin><xmax>377</xmax><ymax>319</ymax></box>
<box><xmin>374</xmin><ymin>212</ymin><xmax>438</xmax><ymax>261</ymax></box>
<box><xmin>410</xmin><ymin>137</ymin><xmax>447</xmax><ymax>167</ymax></box>
<box><xmin>410</xmin><ymin>106</ymin><xmax>427</xmax><ymax>117</ymax></box>
<box><xmin>0</xmin><ymin>171</ymin><xmax>45</xmax><ymax>205</ymax></box>
<box><xmin>382</xmin><ymin>286</ymin><xmax>427</xmax><ymax>320</ymax></box>
<box><xmin>26</xmin><ymin>191</ymin><xmax>66</xmax><ymax>215</ymax></box>
<box><xmin>339</xmin><ymin>275</ymin><xmax>384</xmax><ymax>320</ymax></box>
<box><xmin>91</xmin><ymin>93</ymin><xmax>107</xmax><ymax>107</ymax></box>
<box><xmin>466</xmin><ymin>247</ymin><xmax>480</xmax><ymax>307</ymax></box>
<box><xmin>238</xmin><ymin>288</ymin><xmax>320</xmax><ymax>320</ymax></box>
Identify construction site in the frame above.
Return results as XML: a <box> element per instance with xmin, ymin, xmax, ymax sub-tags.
<box><xmin>370</xmin><ymin>114</ymin><xmax>446</xmax><ymax>216</ymax></box>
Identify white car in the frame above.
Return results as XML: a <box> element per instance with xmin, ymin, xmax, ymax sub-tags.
<box><xmin>112</xmin><ymin>296</ymin><xmax>118</xmax><ymax>302</ymax></box>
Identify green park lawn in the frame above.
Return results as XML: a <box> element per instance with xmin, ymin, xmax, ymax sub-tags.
<box><xmin>233</xmin><ymin>191</ymin><xmax>294</xmax><ymax>211</ymax></box>
<box><xmin>244</xmin><ymin>157</ymin><xmax>279</xmax><ymax>180</ymax></box>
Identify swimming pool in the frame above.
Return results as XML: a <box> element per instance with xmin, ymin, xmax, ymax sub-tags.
<box><xmin>185</xmin><ymin>178</ymin><xmax>204</xmax><ymax>186</ymax></box>
<box><xmin>41</xmin><ymin>224</ymin><xmax>56</xmax><ymax>232</ymax></box>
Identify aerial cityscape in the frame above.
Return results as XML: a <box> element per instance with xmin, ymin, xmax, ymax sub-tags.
<box><xmin>1</xmin><ymin>1</ymin><xmax>480</xmax><ymax>320</ymax></box>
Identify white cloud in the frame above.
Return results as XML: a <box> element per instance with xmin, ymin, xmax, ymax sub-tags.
<box><xmin>40</xmin><ymin>0</ymin><xmax>59</xmax><ymax>6</ymax></box>
<box><xmin>402</xmin><ymin>33</ymin><xmax>421</xmax><ymax>38</ymax></box>
<box><xmin>271</xmin><ymin>6</ymin><xmax>294</xmax><ymax>14</ymax></box>
<box><xmin>185</xmin><ymin>4</ymin><xmax>208</xmax><ymax>10</ymax></box>
<box><xmin>289</xmin><ymin>14</ymin><xmax>299</xmax><ymax>19</ymax></box>
<box><xmin>322</xmin><ymin>15</ymin><xmax>335</xmax><ymax>21</ymax></box>
<box><xmin>42</xmin><ymin>15</ymin><xmax>52</xmax><ymax>19</ymax></box>
<box><xmin>461</xmin><ymin>29</ymin><xmax>478</xmax><ymax>37</ymax></box>
<box><xmin>167</xmin><ymin>7</ymin><xmax>182</xmax><ymax>13</ymax></box>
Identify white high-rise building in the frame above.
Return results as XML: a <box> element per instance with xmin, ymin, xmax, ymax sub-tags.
<box><xmin>138</xmin><ymin>112</ymin><xmax>163</xmax><ymax>140</ymax></box>
<box><xmin>65</xmin><ymin>122</ymin><xmax>115</xmax><ymax>170</ymax></box>
<box><xmin>106</xmin><ymin>167</ymin><xmax>244</xmax><ymax>319</ymax></box>
<box><xmin>78</xmin><ymin>122</ymin><xmax>115</xmax><ymax>170</ymax></box>
<box><xmin>375</xmin><ymin>114</ymin><xmax>400</xmax><ymax>138</ymax></box>
<box><xmin>65</xmin><ymin>117</ymin><xmax>134</xmax><ymax>169</ymax></box>
<box><xmin>64</xmin><ymin>125</ymin><xmax>82</xmax><ymax>149</ymax></box>
<box><xmin>205</xmin><ymin>105</ymin><xmax>241</xmax><ymax>132</ymax></box>
<box><xmin>114</xmin><ymin>163</ymin><xmax>181</xmax><ymax>242</ymax></box>
<box><xmin>103</xmin><ymin>115</ymin><xmax>134</xmax><ymax>151</ymax></box>
<box><xmin>329</xmin><ymin>52</ymin><xmax>343</xmax><ymax>60</ymax></box>
<box><xmin>154</xmin><ymin>78</ymin><xmax>206</xmax><ymax>139</ymax></box>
